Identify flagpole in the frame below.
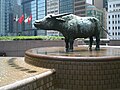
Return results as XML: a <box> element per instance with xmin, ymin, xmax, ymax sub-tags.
<box><xmin>22</xmin><ymin>6</ymin><xmax>25</xmax><ymax>35</ymax></box>
<box><xmin>16</xmin><ymin>15</ymin><xmax>18</xmax><ymax>35</ymax></box>
<box><xmin>14</xmin><ymin>15</ymin><xmax>19</xmax><ymax>36</ymax></box>
<box><xmin>17</xmin><ymin>20</ymin><xmax>18</xmax><ymax>36</ymax></box>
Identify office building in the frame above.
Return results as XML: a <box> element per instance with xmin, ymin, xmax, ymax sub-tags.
<box><xmin>103</xmin><ymin>0</ymin><xmax>108</xmax><ymax>10</ymax></box>
<box><xmin>0</xmin><ymin>0</ymin><xmax>21</xmax><ymax>36</ymax></box>
<box><xmin>0</xmin><ymin>0</ymin><xmax>5</xmax><ymax>36</ymax></box>
<box><xmin>13</xmin><ymin>5</ymin><xmax>22</xmax><ymax>36</ymax></box>
<box><xmin>46</xmin><ymin>0</ymin><xmax>60</xmax><ymax>36</ymax></box>
<box><xmin>21</xmin><ymin>0</ymin><xmax>107</xmax><ymax>36</ymax></box>
<box><xmin>107</xmin><ymin>0</ymin><xmax>120</xmax><ymax>40</ymax></box>
<box><xmin>88</xmin><ymin>0</ymin><xmax>108</xmax><ymax>38</ymax></box>
<box><xmin>21</xmin><ymin>0</ymin><xmax>46</xmax><ymax>36</ymax></box>
<box><xmin>87</xmin><ymin>4</ymin><xmax>106</xmax><ymax>38</ymax></box>
<box><xmin>47</xmin><ymin>0</ymin><xmax>59</xmax><ymax>15</ymax></box>
<box><xmin>92</xmin><ymin>0</ymin><xmax>108</xmax><ymax>10</ymax></box>
<box><xmin>59</xmin><ymin>0</ymin><xmax>74</xmax><ymax>14</ymax></box>
<box><xmin>74</xmin><ymin>0</ymin><xmax>86</xmax><ymax>17</ymax></box>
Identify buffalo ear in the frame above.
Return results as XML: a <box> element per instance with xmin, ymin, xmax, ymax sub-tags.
<box><xmin>56</xmin><ymin>18</ymin><xmax>65</xmax><ymax>22</ymax></box>
<box><xmin>50</xmin><ymin>15</ymin><xmax>53</xmax><ymax>18</ymax></box>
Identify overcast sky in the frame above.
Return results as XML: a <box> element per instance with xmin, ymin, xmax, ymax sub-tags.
<box><xmin>86</xmin><ymin>0</ymin><xmax>92</xmax><ymax>4</ymax></box>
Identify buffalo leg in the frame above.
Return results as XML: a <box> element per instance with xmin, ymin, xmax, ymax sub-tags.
<box><xmin>65</xmin><ymin>38</ymin><xmax>69</xmax><ymax>52</ymax></box>
<box><xmin>69</xmin><ymin>39</ymin><xmax>74</xmax><ymax>52</ymax></box>
<box><xmin>95</xmin><ymin>35</ymin><xmax>100</xmax><ymax>50</ymax></box>
<box><xmin>89</xmin><ymin>36</ymin><xmax>93</xmax><ymax>51</ymax></box>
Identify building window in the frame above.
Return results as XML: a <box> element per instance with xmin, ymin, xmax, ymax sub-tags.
<box><xmin>118</xmin><ymin>20</ymin><xmax>120</xmax><ymax>23</ymax></box>
<box><xmin>109</xmin><ymin>27</ymin><xmax>110</xmax><ymax>30</ymax></box>
<box><xmin>75</xmin><ymin>6</ymin><xmax>85</xmax><ymax>10</ymax></box>
<box><xmin>115</xmin><ymin>27</ymin><xmax>117</xmax><ymax>29</ymax></box>
<box><xmin>113</xmin><ymin>32</ymin><xmax>114</xmax><ymax>35</ymax></box>
<box><xmin>112</xmin><ymin>15</ymin><xmax>114</xmax><ymax>18</ymax></box>
<box><xmin>118</xmin><ymin>14</ymin><xmax>120</xmax><ymax>18</ymax></box>
<box><xmin>109</xmin><ymin>5</ymin><xmax>111</xmax><ymax>8</ymax></box>
<box><xmin>118</xmin><ymin>26</ymin><xmax>120</xmax><ymax>29</ymax></box>
<box><xmin>113</xmin><ymin>4</ymin><xmax>115</xmax><ymax>7</ymax></box>
<box><xmin>118</xmin><ymin>32</ymin><xmax>120</xmax><ymax>35</ymax></box>
<box><xmin>116</xmin><ymin>3</ymin><xmax>120</xmax><ymax>7</ymax></box>
<box><xmin>113</xmin><ymin>27</ymin><xmax>114</xmax><ymax>30</ymax></box>
<box><xmin>112</xmin><ymin>21</ymin><xmax>114</xmax><ymax>24</ymax></box>
<box><xmin>108</xmin><ymin>15</ymin><xmax>110</xmax><ymax>18</ymax></box>
<box><xmin>109</xmin><ymin>21</ymin><xmax>110</xmax><ymax>24</ymax></box>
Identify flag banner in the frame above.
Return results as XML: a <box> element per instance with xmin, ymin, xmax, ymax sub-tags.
<box><xmin>24</xmin><ymin>17</ymin><xmax>28</xmax><ymax>23</ymax></box>
<box><xmin>13</xmin><ymin>15</ymin><xmax>19</xmax><ymax>22</ymax></box>
<box><xmin>28</xmin><ymin>15</ymin><xmax>32</xmax><ymax>24</ymax></box>
<box><xmin>18</xmin><ymin>15</ymin><xmax>24</xmax><ymax>24</ymax></box>
<box><xmin>24</xmin><ymin>15</ymin><xmax>32</xmax><ymax>24</ymax></box>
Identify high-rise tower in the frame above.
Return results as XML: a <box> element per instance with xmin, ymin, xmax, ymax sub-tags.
<box><xmin>21</xmin><ymin>0</ymin><xmax>46</xmax><ymax>36</ymax></box>
<box><xmin>107</xmin><ymin>0</ymin><xmax>120</xmax><ymax>40</ymax></box>
<box><xmin>74</xmin><ymin>0</ymin><xmax>86</xmax><ymax>17</ymax></box>
<box><xmin>0</xmin><ymin>0</ymin><xmax>5</xmax><ymax>36</ymax></box>
<box><xmin>0</xmin><ymin>0</ymin><xmax>21</xmax><ymax>36</ymax></box>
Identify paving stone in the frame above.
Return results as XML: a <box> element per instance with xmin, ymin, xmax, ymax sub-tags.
<box><xmin>0</xmin><ymin>57</ymin><xmax>49</xmax><ymax>87</ymax></box>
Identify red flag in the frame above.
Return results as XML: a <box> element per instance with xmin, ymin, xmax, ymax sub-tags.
<box><xmin>28</xmin><ymin>15</ymin><xmax>32</xmax><ymax>24</ymax></box>
<box><xmin>18</xmin><ymin>15</ymin><xmax>24</xmax><ymax>24</ymax></box>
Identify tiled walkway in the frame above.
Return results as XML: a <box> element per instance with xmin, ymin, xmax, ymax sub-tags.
<box><xmin>0</xmin><ymin>57</ymin><xmax>49</xmax><ymax>87</ymax></box>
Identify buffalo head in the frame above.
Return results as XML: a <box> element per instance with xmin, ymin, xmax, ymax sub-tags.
<box><xmin>34</xmin><ymin>13</ymin><xmax>71</xmax><ymax>30</ymax></box>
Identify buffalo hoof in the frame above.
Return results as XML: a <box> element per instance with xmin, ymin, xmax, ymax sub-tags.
<box><xmin>65</xmin><ymin>48</ymin><xmax>69</xmax><ymax>52</ymax></box>
<box><xmin>65</xmin><ymin>48</ymin><xmax>73</xmax><ymax>52</ymax></box>
<box><xmin>69</xmin><ymin>49</ymin><xmax>73</xmax><ymax>52</ymax></box>
<box><xmin>89</xmin><ymin>48</ymin><xmax>92</xmax><ymax>51</ymax></box>
<box><xmin>95</xmin><ymin>48</ymin><xmax>100</xmax><ymax>51</ymax></box>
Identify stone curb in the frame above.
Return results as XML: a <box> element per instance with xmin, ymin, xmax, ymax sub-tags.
<box><xmin>0</xmin><ymin>69</ymin><xmax>55</xmax><ymax>90</ymax></box>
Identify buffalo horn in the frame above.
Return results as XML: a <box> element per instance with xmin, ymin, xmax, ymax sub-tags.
<box><xmin>51</xmin><ymin>13</ymin><xmax>72</xmax><ymax>18</ymax></box>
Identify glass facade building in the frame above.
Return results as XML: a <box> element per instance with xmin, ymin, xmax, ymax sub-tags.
<box><xmin>47</xmin><ymin>0</ymin><xmax>59</xmax><ymax>15</ymax></box>
<box><xmin>0</xmin><ymin>0</ymin><xmax>20</xmax><ymax>36</ymax></box>
<box><xmin>22</xmin><ymin>0</ymin><xmax>46</xmax><ymax>36</ymax></box>
<box><xmin>92</xmin><ymin>0</ymin><xmax>108</xmax><ymax>10</ymax></box>
<box><xmin>37</xmin><ymin>0</ymin><xmax>46</xmax><ymax>35</ymax></box>
<box><xmin>103</xmin><ymin>0</ymin><xmax>108</xmax><ymax>10</ymax></box>
<box><xmin>87</xmin><ymin>5</ymin><xmax>106</xmax><ymax>38</ymax></box>
<box><xmin>5</xmin><ymin>0</ymin><xmax>15</xmax><ymax>35</ymax></box>
<box><xmin>0</xmin><ymin>0</ymin><xmax>5</xmax><ymax>36</ymax></box>
<box><xmin>46</xmin><ymin>0</ymin><xmax>60</xmax><ymax>36</ymax></box>
<box><xmin>74</xmin><ymin>0</ymin><xmax>86</xmax><ymax>17</ymax></box>
<box><xmin>21</xmin><ymin>0</ymin><xmax>107</xmax><ymax>36</ymax></box>
<box><xmin>59</xmin><ymin>0</ymin><xmax>74</xmax><ymax>14</ymax></box>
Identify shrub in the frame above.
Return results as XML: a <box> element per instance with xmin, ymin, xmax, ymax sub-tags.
<box><xmin>0</xmin><ymin>36</ymin><xmax>64</xmax><ymax>41</ymax></box>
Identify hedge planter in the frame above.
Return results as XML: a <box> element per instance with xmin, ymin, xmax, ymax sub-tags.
<box><xmin>0</xmin><ymin>40</ymin><xmax>78</xmax><ymax>56</ymax></box>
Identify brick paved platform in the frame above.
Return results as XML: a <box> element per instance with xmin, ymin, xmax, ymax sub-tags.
<box><xmin>25</xmin><ymin>46</ymin><xmax>120</xmax><ymax>90</ymax></box>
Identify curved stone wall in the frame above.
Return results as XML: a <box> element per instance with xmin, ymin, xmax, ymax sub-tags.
<box><xmin>25</xmin><ymin>47</ymin><xmax>120</xmax><ymax>90</ymax></box>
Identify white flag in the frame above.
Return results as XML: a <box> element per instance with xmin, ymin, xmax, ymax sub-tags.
<box><xmin>14</xmin><ymin>15</ymin><xmax>19</xmax><ymax>22</ymax></box>
<box><xmin>24</xmin><ymin>15</ymin><xmax>32</xmax><ymax>24</ymax></box>
<box><xmin>24</xmin><ymin>17</ymin><xmax>29</xmax><ymax>23</ymax></box>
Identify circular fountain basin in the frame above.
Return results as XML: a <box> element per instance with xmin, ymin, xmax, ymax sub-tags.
<box><xmin>25</xmin><ymin>46</ymin><xmax>120</xmax><ymax>90</ymax></box>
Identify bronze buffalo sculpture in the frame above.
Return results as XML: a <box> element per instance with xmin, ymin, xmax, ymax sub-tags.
<box><xmin>34</xmin><ymin>13</ymin><xmax>103</xmax><ymax>52</ymax></box>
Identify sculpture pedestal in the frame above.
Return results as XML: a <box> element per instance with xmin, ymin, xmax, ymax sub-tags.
<box><xmin>25</xmin><ymin>46</ymin><xmax>120</xmax><ymax>90</ymax></box>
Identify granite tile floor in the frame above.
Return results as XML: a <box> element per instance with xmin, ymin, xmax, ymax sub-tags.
<box><xmin>0</xmin><ymin>57</ymin><xmax>49</xmax><ymax>87</ymax></box>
